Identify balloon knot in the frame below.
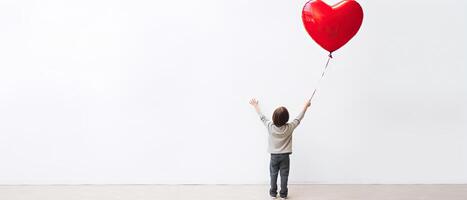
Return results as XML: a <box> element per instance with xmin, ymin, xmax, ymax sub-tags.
<box><xmin>328</xmin><ymin>53</ymin><xmax>333</xmax><ymax>58</ymax></box>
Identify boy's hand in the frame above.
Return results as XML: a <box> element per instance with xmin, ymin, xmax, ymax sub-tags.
<box><xmin>249</xmin><ymin>98</ymin><xmax>259</xmax><ymax>107</ymax></box>
<box><xmin>304</xmin><ymin>99</ymin><xmax>311</xmax><ymax>108</ymax></box>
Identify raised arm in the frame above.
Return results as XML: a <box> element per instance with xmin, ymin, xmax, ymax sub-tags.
<box><xmin>249</xmin><ymin>98</ymin><xmax>271</xmax><ymax>127</ymax></box>
<box><xmin>290</xmin><ymin>98</ymin><xmax>312</xmax><ymax>128</ymax></box>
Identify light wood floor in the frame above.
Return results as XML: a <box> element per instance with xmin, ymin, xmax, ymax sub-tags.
<box><xmin>1</xmin><ymin>184</ymin><xmax>466</xmax><ymax>200</ymax></box>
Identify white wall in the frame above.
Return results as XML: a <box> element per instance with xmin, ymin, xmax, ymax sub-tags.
<box><xmin>0</xmin><ymin>0</ymin><xmax>466</xmax><ymax>184</ymax></box>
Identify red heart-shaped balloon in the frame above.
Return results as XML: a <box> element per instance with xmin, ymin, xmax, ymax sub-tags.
<box><xmin>302</xmin><ymin>0</ymin><xmax>363</xmax><ymax>53</ymax></box>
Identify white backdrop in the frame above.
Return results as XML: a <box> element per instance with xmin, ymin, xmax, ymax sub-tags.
<box><xmin>0</xmin><ymin>0</ymin><xmax>466</xmax><ymax>184</ymax></box>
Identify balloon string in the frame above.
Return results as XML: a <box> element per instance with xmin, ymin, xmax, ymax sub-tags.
<box><xmin>310</xmin><ymin>53</ymin><xmax>333</xmax><ymax>101</ymax></box>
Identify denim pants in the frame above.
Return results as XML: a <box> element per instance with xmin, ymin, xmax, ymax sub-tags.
<box><xmin>269</xmin><ymin>153</ymin><xmax>290</xmax><ymax>198</ymax></box>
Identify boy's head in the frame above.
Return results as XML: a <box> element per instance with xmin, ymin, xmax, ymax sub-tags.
<box><xmin>272</xmin><ymin>106</ymin><xmax>289</xmax><ymax>127</ymax></box>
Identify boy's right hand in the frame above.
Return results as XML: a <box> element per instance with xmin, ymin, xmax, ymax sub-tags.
<box><xmin>304</xmin><ymin>99</ymin><xmax>311</xmax><ymax>108</ymax></box>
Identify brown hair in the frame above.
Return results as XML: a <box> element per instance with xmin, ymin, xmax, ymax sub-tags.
<box><xmin>272</xmin><ymin>106</ymin><xmax>289</xmax><ymax>127</ymax></box>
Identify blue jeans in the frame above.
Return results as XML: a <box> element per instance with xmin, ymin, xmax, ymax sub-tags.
<box><xmin>269</xmin><ymin>153</ymin><xmax>290</xmax><ymax>198</ymax></box>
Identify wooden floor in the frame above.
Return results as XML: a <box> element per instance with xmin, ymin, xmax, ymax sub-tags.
<box><xmin>0</xmin><ymin>184</ymin><xmax>466</xmax><ymax>200</ymax></box>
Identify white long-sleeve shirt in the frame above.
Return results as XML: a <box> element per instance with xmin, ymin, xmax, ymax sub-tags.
<box><xmin>258</xmin><ymin>110</ymin><xmax>306</xmax><ymax>154</ymax></box>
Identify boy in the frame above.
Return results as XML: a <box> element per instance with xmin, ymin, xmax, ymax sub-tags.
<box><xmin>249</xmin><ymin>98</ymin><xmax>311</xmax><ymax>199</ymax></box>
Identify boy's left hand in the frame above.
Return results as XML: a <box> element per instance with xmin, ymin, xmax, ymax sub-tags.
<box><xmin>249</xmin><ymin>98</ymin><xmax>259</xmax><ymax>107</ymax></box>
